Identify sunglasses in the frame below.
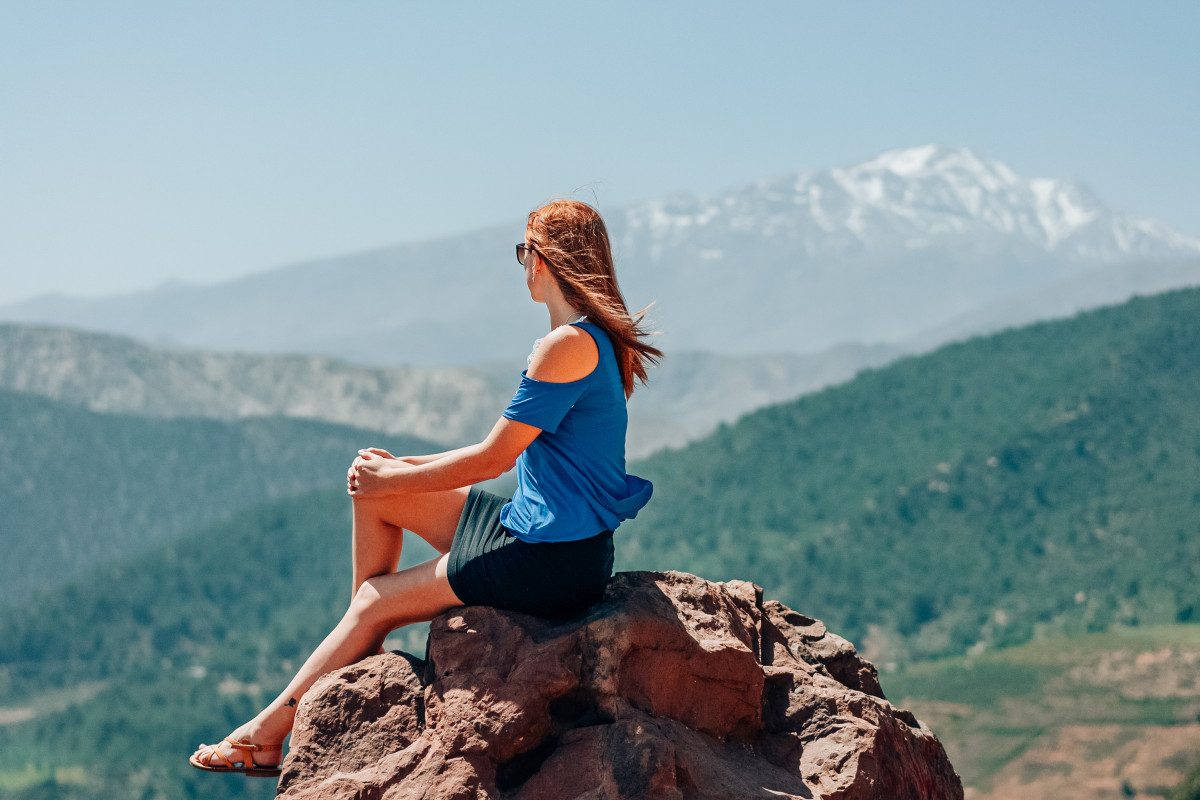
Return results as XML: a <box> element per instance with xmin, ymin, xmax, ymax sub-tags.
<box><xmin>515</xmin><ymin>242</ymin><xmax>552</xmax><ymax>269</ymax></box>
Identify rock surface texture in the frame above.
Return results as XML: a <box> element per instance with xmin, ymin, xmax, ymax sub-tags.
<box><xmin>276</xmin><ymin>570</ymin><xmax>964</xmax><ymax>799</ymax></box>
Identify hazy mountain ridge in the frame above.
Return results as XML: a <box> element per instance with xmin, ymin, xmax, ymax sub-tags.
<box><xmin>900</xmin><ymin>256</ymin><xmax>1200</xmax><ymax>354</ymax></box>
<box><xmin>0</xmin><ymin>322</ymin><xmax>506</xmax><ymax>446</ymax></box>
<box><xmin>3</xmin><ymin>144</ymin><xmax>1197</xmax><ymax>367</ymax></box>
<box><xmin>0</xmin><ymin>322</ymin><xmax>904</xmax><ymax>460</ymax></box>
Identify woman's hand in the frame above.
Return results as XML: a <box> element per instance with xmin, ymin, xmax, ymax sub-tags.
<box><xmin>347</xmin><ymin>448</ymin><xmax>407</xmax><ymax>498</ymax></box>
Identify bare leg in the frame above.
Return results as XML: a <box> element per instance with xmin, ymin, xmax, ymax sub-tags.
<box><xmin>353</xmin><ymin>497</ymin><xmax>406</xmax><ymax>600</ymax></box>
<box><xmin>191</xmin><ymin>553</ymin><xmax>463</xmax><ymax>767</ymax></box>
<box><xmin>350</xmin><ymin>487</ymin><xmax>468</xmax><ymax>653</ymax></box>
<box><xmin>353</xmin><ymin>499</ymin><xmax>405</xmax><ymax>655</ymax></box>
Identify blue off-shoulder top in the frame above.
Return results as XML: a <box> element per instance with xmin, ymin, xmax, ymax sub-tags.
<box><xmin>498</xmin><ymin>319</ymin><xmax>654</xmax><ymax>543</ymax></box>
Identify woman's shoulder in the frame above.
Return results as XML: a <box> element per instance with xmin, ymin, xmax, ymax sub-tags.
<box><xmin>527</xmin><ymin>325</ymin><xmax>600</xmax><ymax>383</ymax></box>
<box><xmin>570</xmin><ymin>320</ymin><xmax>615</xmax><ymax>356</ymax></box>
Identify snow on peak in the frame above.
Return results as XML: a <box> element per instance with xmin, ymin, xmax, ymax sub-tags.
<box><xmin>619</xmin><ymin>144</ymin><xmax>1200</xmax><ymax>263</ymax></box>
<box><xmin>863</xmin><ymin>144</ymin><xmax>942</xmax><ymax>176</ymax></box>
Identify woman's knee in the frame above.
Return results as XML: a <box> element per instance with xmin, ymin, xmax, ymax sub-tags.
<box><xmin>348</xmin><ymin>577</ymin><xmax>388</xmax><ymax>626</ymax></box>
<box><xmin>352</xmin><ymin>560</ymin><xmax>465</xmax><ymax>625</ymax></box>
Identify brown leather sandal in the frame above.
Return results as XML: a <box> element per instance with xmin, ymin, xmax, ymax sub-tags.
<box><xmin>189</xmin><ymin>736</ymin><xmax>283</xmax><ymax>777</ymax></box>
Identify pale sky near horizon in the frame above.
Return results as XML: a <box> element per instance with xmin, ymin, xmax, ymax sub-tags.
<box><xmin>2</xmin><ymin>1</ymin><xmax>1197</xmax><ymax>305</ymax></box>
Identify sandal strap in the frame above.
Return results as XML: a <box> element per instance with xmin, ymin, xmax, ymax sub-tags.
<box><xmin>202</xmin><ymin>742</ymin><xmax>239</xmax><ymax>769</ymax></box>
<box><xmin>224</xmin><ymin>737</ymin><xmax>264</xmax><ymax>752</ymax></box>
<box><xmin>236</xmin><ymin>740</ymin><xmax>281</xmax><ymax>750</ymax></box>
<box><xmin>224</xmin><ymin>737</ymin><xmax>281</xmax><ymax>768</ymax></box>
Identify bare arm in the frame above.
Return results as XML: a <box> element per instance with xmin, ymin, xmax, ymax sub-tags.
<box><xmin>352</xmin><ymin>417</ymin><xmax>540</xmax><ymax>496</ymax></box>
<box><xmin>388</xmin><ymin>442</ymin><xmax>506</xmax><ymax>493</ymax></box>
<box><xmin>355</xmin><ymin>442</ymin><xmax>480</xmax><ymax>466</ymax></box>
<box><xmin>398</xmin><ymin>445</ymin><xmax>476</xmax><ymax>466</ymax></box>
<box><xmin>355</xmin><ymin>327</ymin><xmax>592</xmax><ymax>495</ymax></box>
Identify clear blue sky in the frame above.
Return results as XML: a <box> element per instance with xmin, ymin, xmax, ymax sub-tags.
<box><xmin>2</xmin><ymin>1</ymin><xmax>1196</xmax><ymax>304</ymax></box>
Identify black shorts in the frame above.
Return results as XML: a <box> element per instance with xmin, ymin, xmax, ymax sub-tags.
<box><xmin>446</xmin><ymin>486</ymin><xmax>615</xmax><ymax>618</ymax></box>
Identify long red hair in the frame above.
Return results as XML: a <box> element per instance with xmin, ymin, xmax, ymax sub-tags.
<box><xmin>526</xmin><ymin>199</ymin><xmax>663</xmax><ymax>399</ymax></box>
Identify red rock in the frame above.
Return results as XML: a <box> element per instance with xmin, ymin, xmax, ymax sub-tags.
<box><xmin>276</xmin><ymin>570</ymin><xmax>963</xmax><ymax>799</ymax></box>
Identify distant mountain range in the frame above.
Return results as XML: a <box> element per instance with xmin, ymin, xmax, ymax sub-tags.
<box><xmin>0</xmin><ymin>322</ymin><xmax>506</xmax><ymax>446</ymax></box>
<box><xmin>3</xmin><ymin>144</ymin><xmax>1197</xmax><ymax>369</ymax></box>
<box><xmin>0</xmin><ymin>323</ymin><xmax>903</xmax><ymax>459</ymax></box>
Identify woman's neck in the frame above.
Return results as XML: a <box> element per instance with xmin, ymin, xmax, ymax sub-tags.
<box><xmin>549</xmin><ymin>308</ymin><xmax>586</xmax><ymax>329</ymax></box>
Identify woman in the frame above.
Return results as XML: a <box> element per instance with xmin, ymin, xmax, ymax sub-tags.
<box><xmin>190</xmin><ymin>199</ymin><xmax>662</xmax><ymax>777</ymax></box>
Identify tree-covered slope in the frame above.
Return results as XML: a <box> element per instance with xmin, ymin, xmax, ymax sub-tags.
<box><xmin>617</xmin><ymin>285</ymin><xmax>1200</xmax><ymax>661</ymax></box>
<box><xmin>0</xmin><ymin>388</ymin><xmax>440</xmax><ymax>603</ymax></box>
<box><xmin>3</xmin><ymin>285</ymin><xmax>1200</xmax><ymax>798</ymax></box>
<box><xmin>0</xmin><ymin>487</ymin><xmax>397</xmax><ymax>799</ymax></box>
<box><xmin>8</xmin><ymin>285</ymin><xmax>1198</xmax><ymax>677</ymax></box>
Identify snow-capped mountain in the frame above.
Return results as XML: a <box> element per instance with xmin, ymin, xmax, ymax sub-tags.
<box><xmin>620</xmin><ymin>144</ymin><xmax>1199</xmax><ymax>265</ymax></box>
<box><xmin>2</xmin><ymin>144</ymin><xmax>1197</xmax><ymax>366</ymax></box>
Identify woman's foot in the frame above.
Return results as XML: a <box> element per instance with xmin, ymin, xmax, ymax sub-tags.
<box><xmin>191</xmin><ymin>719</ymin><xmax>285</xmax><ymax>770</ymax></box>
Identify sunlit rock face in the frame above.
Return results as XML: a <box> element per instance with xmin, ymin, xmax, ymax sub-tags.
<box><xmin>277</xmin><ymin>570</ymin><xmax>964</xmax><ymax>800</ymax></box>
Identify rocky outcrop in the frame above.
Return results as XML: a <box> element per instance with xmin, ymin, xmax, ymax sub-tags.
<box><xmin>276</xmin><ymin>570</ymin><xmax>963</xmax><ymax>799</ymax></box>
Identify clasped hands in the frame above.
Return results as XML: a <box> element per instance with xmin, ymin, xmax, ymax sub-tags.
<box><xmin>346</xmin><ymin>447</ymin><xmax>412</xmax><ymax>498</ymax></box>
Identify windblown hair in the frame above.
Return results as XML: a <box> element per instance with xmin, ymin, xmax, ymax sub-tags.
<box><xmin>527</xmin><ymin>199</ymin><xmax>663</xmax><ymax>399</ymax></box>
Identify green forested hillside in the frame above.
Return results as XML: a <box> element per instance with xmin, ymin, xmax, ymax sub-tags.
<box><xmin>3</xmin><ymin>285</ymin><xmax>1200</xmax><ymax>799</ymax></box>
<box><xmin>0</xmin><ymin>388</ymin><xmax>440</xmax><ymax>603</ymax></box>
<box><xmin>0</xmin><ymin>486</ymin><xmax>439</xmax><ymax>800</ymax></box>
<box><xmin>617</xmin><ymin>285</ymin><xmax>1200</xmax><ymax>662</ymax></box>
